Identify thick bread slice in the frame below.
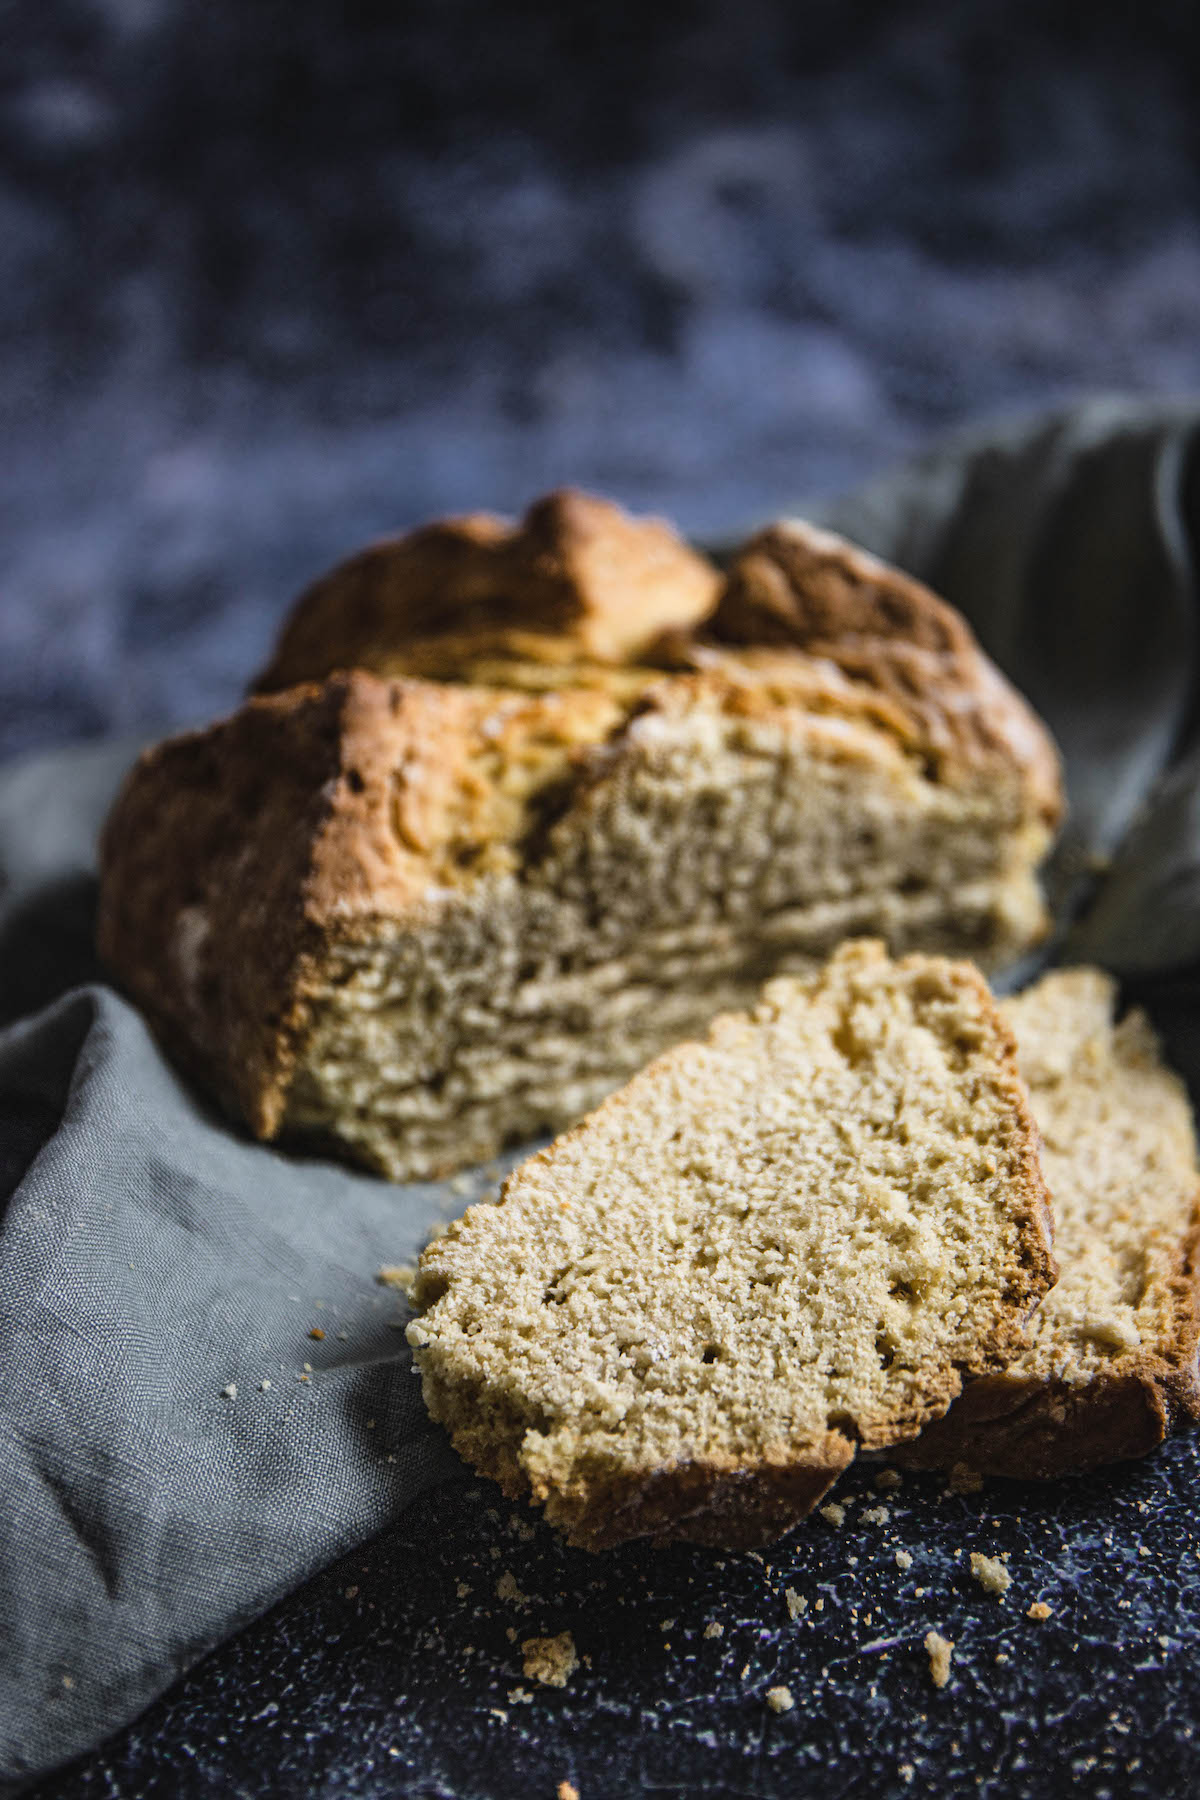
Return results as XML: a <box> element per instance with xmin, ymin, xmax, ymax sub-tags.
<box><xmin>253</xmin><ymin>489</ymin><xmax>723</xmax><ymax>692</ymax></box>
<box><xmin>407</xmin><ymin>943</ymin><xmax>1056</xmax><ymax>1551</ymax></box>
<box><xmin>900</xmin><ymin>969</ymin><xmax>1200</xmax><ymax>1480</ymax></box>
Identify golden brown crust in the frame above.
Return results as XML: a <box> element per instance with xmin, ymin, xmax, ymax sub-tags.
<box><xmin>540</xmin><ymin>1444</ymin><xmax>857</xmax><ymax>1552</ymax></box>
<box><xmin>97</xmin><ymin>672</ymin><xmax>511</xmax><ymax>1134</ymax></box>
<box><xmin>254</xmin><ymin>489</ymin><xmax>722</xmax><ymax>691</ymax></box>
<box><xmin>98</xmin><ymin>678</ymin><xmax>347</xmax><ymax>1137</ymax></box>
<box><xmin>897</xmin><ymin>1208</ymin><xmax>1200</xmax><ymax>1480</ymax></box>
<box><xmin>710</xmin><ymin>519</ymin><xmax>1063</xmax><ymax>827</ymax></box>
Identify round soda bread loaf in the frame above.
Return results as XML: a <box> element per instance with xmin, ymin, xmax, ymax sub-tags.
<box><xmin>900</xmin><ymin>968</ymin><xmax>1200</xmax><ymax>1479</ymax></box>
<box><xmin>406</xmin><ymin>942</ymin><xmax>1057</xmax><ymax>1550</ymax></box>
<box><xmin>98</xmin><ymin>492</ymin><xmax>1062</xmax><ymax>1182</ymax></box>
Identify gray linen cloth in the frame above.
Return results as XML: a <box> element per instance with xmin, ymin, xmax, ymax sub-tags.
<box><xmin>3</xmin><ymin>398</ymin><xmax>1200</xmax><ymax>1788</ymax></box>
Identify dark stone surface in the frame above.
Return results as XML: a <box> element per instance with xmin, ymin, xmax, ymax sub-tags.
<box><xmin>5</xmin><ymin>0</ymin><xmax>1200</xmax><ymax>757</ymax></box>
<box><xmin>29</xmin><ymin>1443</ymin><xmax>1200</xmax><ymax>1799</ymax></box>
<box><xmin>11</xmin><ymin>8</ymin><xmax>1200</xmax><ymax>1795</ymax></box>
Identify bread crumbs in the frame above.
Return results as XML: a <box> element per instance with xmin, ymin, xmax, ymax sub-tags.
<box><xmin>507</xmin><ymin>1687</ymin><xmax>533</xmax><ymax>1704</ymax></box>
<box><xmin>456</xmin><ymin>1582</ymin><xmax>471</xmax><ymax>1599</ymax></box>
<box><xmin>895</xmin><ymin>1550</ymin><xmax>913</xmax><ymax>1572</ymax></box>
<box><xmin>1027</xmin><ymin>1601</ymin><xmax>1053</xmax><ymax>1621</ymax></box>
<box><xmin>861</xmin><ymin>1506</ymin><xmax>889</xmax><ymax>1525</ymax></box>
<box><xmin>703</xmin><ymin>1621</ymin><xmax>724</xmax><ymax>1639</ymax></box>
<box><xmin>819</xmin><ymin>1502</ymin><xmax>845</xmax><ymax>1527</ymax></box>
<box><xmin>970</xmin><ymin>1552</ymin><xmax>1012</xmax><ymax>1597</ymax></box>
<box><xmin>766</xmin><ymin>1685</ymin><xmax>794</xmax><ymax>1714</ymax></box>
<box><xmin>924</xmin><ymin>1630</ymin><xmax>954</xmax><ymax>1688</ymax></box>
<box><xmin>785</xmin><ymin>1588</ymin><xmax>807</xmax><ymax>1621</ymax></box>
<box><xmin>496</xmin><ymin>1572</ymin><xmax>528</xmax><ymax>1605</ymax></box>
<box><xmin>377</xmin><ymin>1263</ymin><xmax>416</xmax><ymax>1295</ymax></box>
<box><xmin>521</xmin><ymin>1632</ymin><xmax>578</xmax><ymax>1688</ymax></box>
<box><xmin>220</xmin><ymin>1383</ymin><xmax>237</xmax><ymax>1400</ymax></box>
<box><xmin>557</xmin><ymin>1784</ymin><xmax>580</xmax><ymax>1800</ymax></box>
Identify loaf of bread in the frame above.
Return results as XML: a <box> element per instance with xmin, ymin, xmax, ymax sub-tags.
<box><xmin>899</xmin><ymin>968</ymin><xmax>1200</xmax><ymax>1479</ymax></box>
<box><xmin>98</xmin><ymin>491</ymin><xmax>1062</xmax><ymax>1180</ymax></box>
<box><xmin>406</xmin><ymin>942</ymin><xmax>1057</xmax><ymax>1550</ymax></box>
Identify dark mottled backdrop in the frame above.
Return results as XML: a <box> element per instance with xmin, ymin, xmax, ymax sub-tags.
<box><xmin>5</xmin><ymin>0</ymin><xmax>1200</xmax><ymax>755</ymax></box>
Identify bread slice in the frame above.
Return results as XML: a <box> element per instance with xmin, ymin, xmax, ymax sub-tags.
<box><xmin>406</xmin><ymin>943</ymin><xmax>1056</xmax><ymax>1550</ymax></box>
<box><xmin>98</xmin><ymin>495</ymin><xmax>1061</xmax><ymax>1181</ymax></box>
<box><xmin>899</xmin><ymin>968</ymin><xmax>1200</xmax><ymax>1479</ymax></box>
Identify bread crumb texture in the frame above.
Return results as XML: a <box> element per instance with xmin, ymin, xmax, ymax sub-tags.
<box><xmin>970</xmin><ymin>1551</ymin><xmax>1012</xmax><ymax>1596</ymax></box>
<box><xmin>521</xmin><ymin>1632</ymin><xmax>579</xmax><ymax>1688</ymax></box>
<box><xmin>408</xmin><ymin>942</ymin><xmax>1054</xmax><ymax>1549</ymax></box>
<box><xmin>903</xmin><ymin>967</ymin><xmax>1200</xmax><ymax>1478</ymax></box>
<box><xmin>1027</xmin><ymin>1601</ymin><xmax>1053</xmax><ymax>1622</ymax></box>
<box><xmin>766</xmin><ymin>1685</ymin><xmax>795</xmax><ymax>1714</ymax></box>
<box><xmin>925</xmin><ymin>1630</ymin><xmax>954</xmax><ymax>1688</ymax></box>
<box><xmin>557</xmin><ymin>1783</ymin><xmax>580</xmax><ymax>1800</ymax></box>
<box><xmin>1002</xmin><ymin>971</ymin><xmax>1200</xmax><ymax>1381</ymax></box>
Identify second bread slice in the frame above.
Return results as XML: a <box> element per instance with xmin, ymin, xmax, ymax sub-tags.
<box><xmin>900</xmin><ymin>968</ymin><xmax>1200</xmax><ymax>1479</ymax></box>
<box><xmin>407</xmin><ymin>942</ymin><xmax>1056</xmax><ymax>1550</ymax></box>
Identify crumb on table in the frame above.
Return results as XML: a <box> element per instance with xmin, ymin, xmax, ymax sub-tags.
<box><xmin>970</xmin><ymin>1551</ymin><xmax>1012</xmax><ymax>1597</ymax></box>
<box><xmin>924</xmin><ymin>1630</ymin><xmax>954</xmax><ymax>1688</ymax></box>
<box><xmin>521</xmin><ymin>1631</ymin><xmax>579</xmax><ymax>1688</ymax></box>
<box><xmin>377</xmin><ymin>1263</ymin><xmax>416</xmax><ymax>1295</ymax></box>
<box><xmin>765</xmin><ymin>1684</ymin><xmax>795</xmax><ymax>1714</ymax></box>
<box><xmin>1027</xmin><ymin>1600</ymin><xmax>1053</xmax><ymax>1622</ymax></box>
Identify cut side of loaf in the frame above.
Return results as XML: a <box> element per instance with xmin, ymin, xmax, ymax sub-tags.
<box><xmin>98</xmin><ymin>494</ymin><xmax>1062</xmax><ymax>1182</ymax></box>
<box><xmin>407</xmin><ymin>942</ymin><xmax>1056</xmax><ymax>1550</ymax></box>
<box><xmin>900</xmin><ymin>969</ymin><xmax>1200</xmax><ymax>1480</ymax></box>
